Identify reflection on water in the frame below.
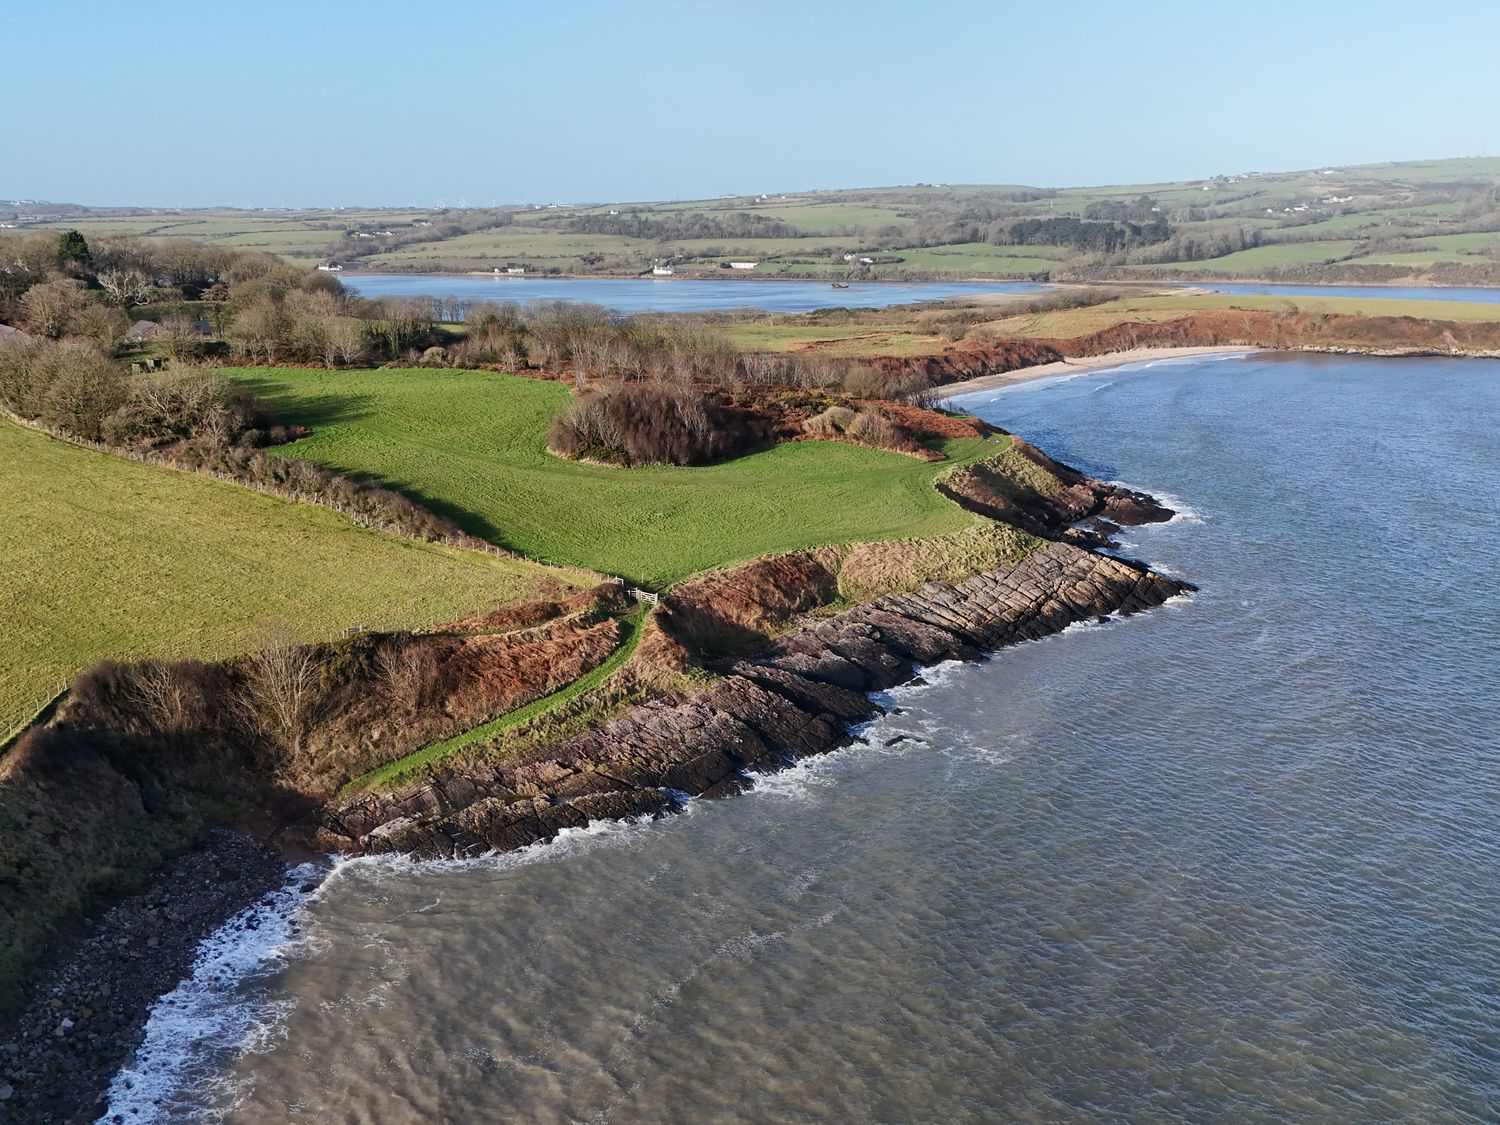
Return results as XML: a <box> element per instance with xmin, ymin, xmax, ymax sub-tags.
<box><xmin>110</xmin><ymin>353</ymin><xmax>1500</xmax><ymax>1123</ymax></box>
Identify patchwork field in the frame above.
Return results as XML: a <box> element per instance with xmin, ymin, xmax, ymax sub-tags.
<box><xmin>225</xmin><ymin>367</ymin><xmax>994</xmax><ymax>588</ymax></box>
<box><xmin>0</xmin><ymin>420</ymin><xmax>575</xmax><ymax>737</ymax></box>
<box><xmin>1134</xmin><ymin>241</ymin><xmax>1366</xmax><ymax>273</ymax></box>
<box><xmin>16</xmin><ymin>157</ymin><xmax>1500</xmax><ymax>283</ymax></box>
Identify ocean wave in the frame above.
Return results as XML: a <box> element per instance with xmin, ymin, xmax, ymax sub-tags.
<box><xmin>1107</xmin><ymin>479</ymin><xmax>1206</xmax><ymax>525</ymax></box>
<box><xmin>99</xmin><ymin>863</ymin><xmax>326</xmax><ymax>1124</ymax></box>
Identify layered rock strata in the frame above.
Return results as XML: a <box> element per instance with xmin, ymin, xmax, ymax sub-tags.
<box><xmin>325</xmin><ymin>541</ymin><xmax>1185</xmax><ymax>859</ymax></box>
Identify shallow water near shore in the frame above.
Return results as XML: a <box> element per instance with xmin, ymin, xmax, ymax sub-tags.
<box><xmin>109</xmin><ymin>352</ymin><xmax>1500</xmax><ymax>1122</ymax></box>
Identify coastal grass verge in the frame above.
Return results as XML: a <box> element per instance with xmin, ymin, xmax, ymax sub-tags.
<box><xmin>0</xmin><ymin>417</ymin><xmax>580</xmax><ymax>737</ymax></box>
<box><xmin>223</xmin><ymin>366</ymin><xmax>998</xmax><ymax>588</ymax></box>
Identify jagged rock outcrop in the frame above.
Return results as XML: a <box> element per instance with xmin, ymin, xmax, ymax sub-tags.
<box><xmin>939</xmin><ymin>436</ymin><xmax>1170</xmax><ymax>545</ymax></box>
<box><xmin>323</xmin><ymin>541</ymin><xmax>1187</xmax><ymax>859</ymax></box>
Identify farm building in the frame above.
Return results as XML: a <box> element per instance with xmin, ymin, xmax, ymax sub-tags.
<box><xmin>729</xmin><ymin>261</ymin><xmax>758</xmax><ymax>270</ymax></box>
<box><xmin>124</xmin><ymin>320</ymin><xmax>165</xmax><ymax>343</ymax></box>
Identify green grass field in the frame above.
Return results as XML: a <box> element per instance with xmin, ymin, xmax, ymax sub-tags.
<box><xmin>982</xmin><ymin>292</ymin><xmax>1500</xmax><ymax>338</ymax></box>
<box><xmin>0</xmin><ymin>419</ymin><xmax>575</xmax><ymax>737</ymax></box>
<box><xmin>225</xmin><ymin>366</ymin><xmax>993</xmax><ymax>588</ymax></box>
<box><xmin>1133</xmin><ymin>240</ymin><xmax>1365</xmax><ymax>273</ymax></box>
<box><xmin>888</xmin><ymin>243</ymin><xmax>1068</xmax><ymax>274</ymax></box>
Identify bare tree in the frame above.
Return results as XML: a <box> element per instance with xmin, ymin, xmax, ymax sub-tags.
<box><xmin>324</xmin><ymin>316</ymin><xmax>368</xmax><ymax>367</ymax></box>
<box><xmin>227</xmin><ymin>298</ymin><xmax>287</xmax><ymax>363</ymax></box>
<box><xmin>160</xmin><ymin>313</ymin><xmax>204</xmax><ymax>360</ymax></box>
<box><xmin>378</xmin><ymin>640</ymin><xmax>438</xmax><ymax>714</ymax></box>
<box><xmin>96</xmin><ymin>268</ymin><xmax>155</xmax><ymax>308</ymax></box>
<box><xmin>238</xmin><ymin>622</ymin><xmax>322</xmax><ymax>755</ymax></box>
<box><xmin>20</xmin><ymin>278</ymin><xmax>89</xmax><ymax>338</ymax></box>
<box><xmin>125</xmin><ymin>660</ymin><xmax>200</xmax><ymax>734</ymax></box>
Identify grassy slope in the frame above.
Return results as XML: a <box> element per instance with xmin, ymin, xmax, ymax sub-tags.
<box><xmin>0</xmin><ymin>419</ymin><xmax>576</xmax><ymax>736</ymax></box>
<box><xmin>226</xmin><ymin>367</ymin><xmax>993</xmax><ymax>588</ymax></box>
<box><xmin>1132</xmin><ymin>240</ymin><xmax>1365</xmax><ymax>272</ymax></box>
<box><xmin>347</xmin><ymin>609</ymin><xmax>647</xmax><ymax>792</ymax></box>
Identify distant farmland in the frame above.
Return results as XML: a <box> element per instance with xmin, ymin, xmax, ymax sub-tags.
<box><xmin>15</xmin><ymin>156</ymin><xmax>1500</xmax><ymax>284</ymax></box>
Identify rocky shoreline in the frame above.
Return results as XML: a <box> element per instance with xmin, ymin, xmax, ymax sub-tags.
<box><xmin>325</xmin><ymin>539</ymin><xmax>1188</xmax><ymax>859</ymax></box>
<box><xmin>0</xmin><ymin>829</ymin><xmax>290</xmax><ymax>1123</ymax></box>
<box><xmin>0</xmin><ymin>437</ymin><xmax>1188</xmax><ymax>1121</ymax></box>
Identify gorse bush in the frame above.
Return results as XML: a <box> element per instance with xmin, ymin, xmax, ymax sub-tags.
<box><xmin>549</xmin><ymin>383</ymin><xmax>771</xmax><ymax>466</ymax></box>
<box><xmin>803</xmin><ymin>404</ymin><xmax>902</xmax><ymax>450</ymax></box>
<box><xmin>0</xmin><ymin>336</ymin><xmax>274</xmax><ymax>448</ymax></box>
<box><xmin>167</xmin><ymin>438</ymin><xmax>481</xmax><ymax>544</ymax></box>
<box><xmin>0</xmin><ymin>337</ymin><xmax>126</xmax><ymax>441</ymax></box>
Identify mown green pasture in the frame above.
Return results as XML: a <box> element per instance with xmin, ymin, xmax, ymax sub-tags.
<box><xmin>0</xmin><ymin>419</ymin><xmax>574</xmax><ymax>738</ymax></box>
<box><xmin>889</xmin><ymin>243</ymin><xmax>1068</xmax><ymax>274</ymax></box>
<box><xmin>226</xmin><ymin>367</ymin><xmax>994</xmax><ymax>588</ymax></box>
<box><xmin>1131</xmin><ymin>240</ymin><xmax>1363</xmax><ymax>273</ymax></box>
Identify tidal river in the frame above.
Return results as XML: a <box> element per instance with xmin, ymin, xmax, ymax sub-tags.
<box><xmin>107</xmin><ymin>353</ymin><xmax>1500</xmax><ymax>1123</ymax></box>
<box><xmin>340</xmin><ymin>274</ymin><xmax>1040</xmax><ymax>313</ymax></box>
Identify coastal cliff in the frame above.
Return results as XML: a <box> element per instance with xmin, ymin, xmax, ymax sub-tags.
<box><xmin>324</xmin><ymin>538</ymin><xmax>1185</xmax><ymax>859</ymax></box>
<box><xmin>851</xmin><ymin>307</ymin><xmax>1500</xmax><ymax>391</ymax></box>
<box><xmin>0</xmin><ymin>435</ymin><xmax>1188</xmax><ymax>1120</ymax></box>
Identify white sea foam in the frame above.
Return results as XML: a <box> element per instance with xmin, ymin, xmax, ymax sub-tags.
<box><xmin>99</xmin><ymin>863</ymin><xmax>325</xmax><ymax>1124</ymax></box>
<box><xmin>99</xmin><ymin>811</ymin><xmax>682</xmax><ymax>1121</ymax></box>
<box><xmin>1105</xmin><ymin>478</ymin><xmax>1206</xmax><ymax>526</ymax></box>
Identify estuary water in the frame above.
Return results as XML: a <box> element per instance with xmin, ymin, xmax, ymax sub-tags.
<box><xmin>340</xmin><ymin>274</ymin><xmax>1040</xmax><ymax>313</ymax></box>
<box><xmin>107</xmin><ymin>353</ymin><xmax>1500</xmax><ymax>1123</ymax></box>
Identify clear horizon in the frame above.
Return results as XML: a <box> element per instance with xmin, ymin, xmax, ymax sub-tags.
<box><xmin>7</xmin><ymin>0</ymin><xmax>1500</xmax><ymax>208</ymax></box>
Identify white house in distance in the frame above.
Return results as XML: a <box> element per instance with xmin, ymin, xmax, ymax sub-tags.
<box><xmin>317</xmin><ymin>262</ymin><xmax>343</xmax><ymax>272</ymax></box>
<box><xmin>652</xmin><ymin>263</ymin><xmax>675</xmax><ymax>276</ymax></box>
<box><xmin>728</xmin><ymin>261</ymin><xmax>757</xmax><ymax>270</ymax></box>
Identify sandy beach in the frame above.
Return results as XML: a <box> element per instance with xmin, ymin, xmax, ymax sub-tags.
<box><xmin>939</xmin><ymin>345</ymin><xmax>1257</xmax><ymax>399</ymax></box>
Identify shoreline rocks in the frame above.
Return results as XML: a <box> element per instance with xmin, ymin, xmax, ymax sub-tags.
<box><xmin>1</xmin><ymin>439</ymin><xmax>1190</xmax><ymax>1119</ymax></box>
<box><xmin>326</xmin><ymin>540</ymin><xmax>1188</xmax><ymax>860</ymax></box>
<box><xmin>0</xmin><ymin>830</ymin><xmax>288</xmax><ymax>1124</ymax></box>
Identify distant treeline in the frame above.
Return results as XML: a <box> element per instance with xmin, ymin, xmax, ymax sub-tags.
<box><xmin>996</xmin><ymin>216</ymin><xmax>1173</xmax><ymax>253</ymax></box>
<box><xmin>1083</xmin><ymin>195</ymin><xmax>1163</xmax><ymax>223</ymax></box>
<box><xmin>333</xmin><ymin>209</ymin><xmax>514</xmax><ymax>263</ymax></box>
<box><xmin>567</xmin><ymin>211</ymin><xmax>800</xmax><ymax>242</ymax></box>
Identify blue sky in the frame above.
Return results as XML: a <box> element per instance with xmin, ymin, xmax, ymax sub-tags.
<box><xmin>6</xmin><ymin>0</ymin><xmax>1499</xmax><ymax>206</ymax></box>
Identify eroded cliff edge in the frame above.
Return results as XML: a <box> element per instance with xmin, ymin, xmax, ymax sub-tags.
<box><xmin>325</xmin><ymin>534</ymin><xmax>1186</xmax><ymax>859</ymax></box>
<box><xmin>0</xmin><ymin>427</ymin><xmax>1190</xmax><ymax>1120</ymax></box>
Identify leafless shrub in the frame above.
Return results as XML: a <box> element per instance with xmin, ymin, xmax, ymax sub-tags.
<box><xmin>378</xmin><ymin>640</ymin><xmax>439</xmax><ymax>714</ymax></box>
<box><xmin>238</xmin><ymin>623</ymin><xmax>323</xmax><ymax>754</ymax></box>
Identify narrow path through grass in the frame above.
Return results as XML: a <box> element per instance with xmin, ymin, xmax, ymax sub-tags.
<box><xmin>346</xmin><ymin>610</ymin><xmax>646</xmax><ymax>794</ymax></box>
